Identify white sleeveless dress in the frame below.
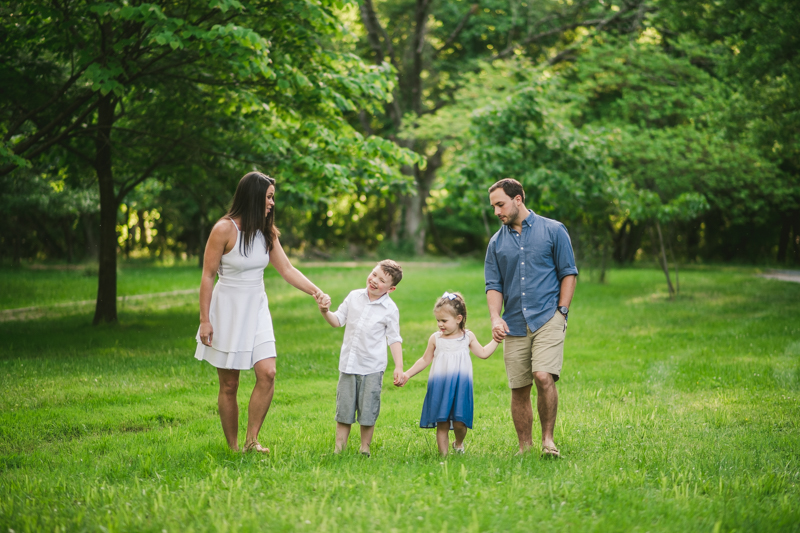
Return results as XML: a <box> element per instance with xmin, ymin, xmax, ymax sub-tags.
<box><xmin>194</xmin><ymin>219</ymin><xmax>276</xmax><ymax>370</ymax></box>
<box><xmin>419</xmin><ymin>330</ymin><xmax>474</xmax><ymax>429</ymax></box>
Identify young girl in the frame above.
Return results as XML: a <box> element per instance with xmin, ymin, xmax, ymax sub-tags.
<box><xmin>401</xmin><ymin>292</ymin><xmax>500</xmax><ymax>455</ymax></box>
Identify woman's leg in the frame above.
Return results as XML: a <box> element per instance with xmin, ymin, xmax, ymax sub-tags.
<box><xmin>217</xmin><ymin>368</ymin><xmax>240</xmax><ymax>450</ymax></box>
<box><xmin>245</xmin><ymin>357</ymin><xmax>276</xmax><ymax>447</ymax></box>
<box><xmin>436</xmin><ymin>422</ymin><xmax>450</xmax><ymax>456</ymax></box>
<box><xmin>453</xmin><ymin>422</ymin><xmax>467</xmax><ymax>450</ymax></box>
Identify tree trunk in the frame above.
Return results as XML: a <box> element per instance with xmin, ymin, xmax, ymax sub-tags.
<box><xmin>198</xmin><ymin>209</ymin><xmax>206</xmax><ymax>269</ymax></box>
<box><xmin>63</xmin><ymin>217</ymin><xmax>74</xmax><ymax>263</ymax></box>
<box><xmin>82</xmin><ymin>213</ymin><xmax>98</xmax><ymax>259</ymax></box>
<box><xmin>652</xmin><ymin>220</ymin><xmax>675</xmax><ymax>298</ymax></box>
<box><xmin>777</xmin><ymin>215</ymin><xmax>792</xmax><ymax>263</ymax></box>
<box><xmin>427</xmin><ymin>210</ymin><xmax>453</xmax><ymax>257</ymax></box>
<box><xmin>599</xmin><ymin>240</ymin><xmax>608</xmax><ymax>283</ymax></box>
<box><xmin>403</xmin><ymin>144</ymin><xmax>445</xmax><ymax>255</ymax></box>
<box><xmin>403</xmin><ymin>190</ymin><xmax>426</xmax><ymax>255</ymax></box>
<box><xmin>12</xmin><ymin>216</ymin><xmax>21</xmax><ymax>267</ymax></box>
<box><xmin>93</xmin><ymin>95</ymin><xmax>118</xmax><ymax>324</ymax></box>
<box><xmin>667</xmin><ymin>229</ymin><xmax>679</xmax><ymax>294</ymax></box>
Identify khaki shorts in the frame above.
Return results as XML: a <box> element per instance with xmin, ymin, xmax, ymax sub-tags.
<box><xmin>503</xmin><ymin>311</ymin><xmax>566</xmax><ymax>389</ymax></box>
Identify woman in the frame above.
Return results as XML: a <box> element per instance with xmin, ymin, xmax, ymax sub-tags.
<box><xmin>195</xmin><ymin>171</ymin><xmax>326</xmax><ymax>452</ymax></box>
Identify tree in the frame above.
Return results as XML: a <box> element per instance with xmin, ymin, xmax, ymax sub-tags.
<box><xmin>353</xmin><ymin>0</ymin><xmax>653</xmax><ymax>255</ymax></box>
<box><xmin>1</xmin><ymin>0</ymin><xmax>416</xmax><ymax>323</ymax></box>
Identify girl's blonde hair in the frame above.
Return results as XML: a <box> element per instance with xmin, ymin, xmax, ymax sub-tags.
<box><xmin>434</xmin><ymin>292</ymin><xmax>467</xmax><ymax>331</ymax></box>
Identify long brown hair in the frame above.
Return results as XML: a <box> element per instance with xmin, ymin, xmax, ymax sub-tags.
<box><xmin>226</xmin><ymin>171</ymin><xmax>280</xmax><ymax>256</ymax></box>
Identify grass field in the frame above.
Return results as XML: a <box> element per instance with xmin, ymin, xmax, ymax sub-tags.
<box><xmin>0</xmin><ymin>262</ymin><xmax>798</xmax><ymax>532</ymax></box>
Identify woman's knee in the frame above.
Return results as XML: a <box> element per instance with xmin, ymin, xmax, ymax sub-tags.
<box><xmin>219</xmin><ymin>375</ymin><xmax>239</xmax><ymax>395</ymax></box>
<box><xmin>255</xmin><ymin>360</ymin><xmax>277</xmax><ymax>383</ymax></box>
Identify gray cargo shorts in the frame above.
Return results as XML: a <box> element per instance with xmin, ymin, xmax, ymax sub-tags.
<box><xmin>335</xmin><ymin>371</ymin><xmax>383</xmax><ymax>426</ymax></box>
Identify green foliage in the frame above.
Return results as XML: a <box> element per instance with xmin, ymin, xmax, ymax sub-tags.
<box><xmin>1</xmin><ymin>263</ymin><xmax>799</xmax><ymax>530</ymax></box>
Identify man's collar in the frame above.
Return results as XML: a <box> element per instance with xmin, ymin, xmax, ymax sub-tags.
<box><xmin>504</xmin><ymin>209</ymin><xmax>536</xmax><ymax>234</ymax></box>
<box><xmin>522</xmin><ymin>210</ymin><xmax>536</xmax><ymax>227</ymax></box>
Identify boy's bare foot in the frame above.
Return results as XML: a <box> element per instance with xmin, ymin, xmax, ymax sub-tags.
<box><xmin>359</xmin><ymin>447</ymin><xmax>370</xmax><ymax>458</ymax></box>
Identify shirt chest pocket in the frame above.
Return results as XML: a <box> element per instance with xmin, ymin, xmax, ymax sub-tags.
<box><xmin>527</xmin><ymin>238</ymin><xmax>553</xmax><ymax>266</ymax></box>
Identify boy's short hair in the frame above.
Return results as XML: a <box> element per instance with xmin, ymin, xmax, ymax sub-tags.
<box><xmin>489</xmin><ymin>178</ymin><xmax>525</xmax><ymax>203</ymax></box>
<box><xmin>377</xmin><ymin>259</ymin><xmax>403</xmax><ymax>286</ymax></box>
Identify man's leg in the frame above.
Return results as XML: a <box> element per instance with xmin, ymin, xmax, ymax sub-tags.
<box><xmin>533</xmin><ymin>371</ymin><xmax>558</xmax><ymax>451</ymax></box>
<box><xmin>245</xmin><ymin>357</ymin><xmax>277</xmax><ymax>449</ymax></box>
<box><xmin>511</xmin><ymin>384</ymin><xmax>534</xmax><ymax>453</ymax></box>
<box><xmin>359</xmin><ymin>424</ymin><xmax>375</xmax><ymax>455</ymax></box>
<box><xmin>335</xmin><ymin>422</ymin><xmax>351</xmax><ymax>453</ymax></box>
<box><xmin>216</xmin><ymin>368</ymin><xmax>240</xmax><ymax>450</ymax></box>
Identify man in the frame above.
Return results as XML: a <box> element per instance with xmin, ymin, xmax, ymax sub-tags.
<box><xmin>484</xmin><ymin>178</ymin><xmax>578</xmax><ymax>457</ymax></box>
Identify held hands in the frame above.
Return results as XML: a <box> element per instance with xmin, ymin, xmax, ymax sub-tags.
<box><xmin>199</xmin><ymin>321</ymin><xmax>214</xmax><ymax>346</ymax></box>
<box><xmin>393</xmin><ymin>368</ymin><xmax>408</xmax><ymax>387</ymax></box>
<box><xmin>491</xmin><ymin>317</ymin><xmax>510</xmax><ymax>343</ymax></box>
<box><xmin>314</xmin><ymin>291</ymin><xmax>331</xmax><ymax>313</ymax></box>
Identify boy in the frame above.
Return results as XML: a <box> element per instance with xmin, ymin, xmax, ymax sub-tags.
<box><xmin>318</xmin><ymin>259</ymin><xmax>404</xmax><ymax>457</ymax></box>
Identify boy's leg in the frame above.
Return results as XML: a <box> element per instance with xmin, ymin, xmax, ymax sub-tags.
<box><xmin>453</xmin><ymin>422</ymin><xmax>467</xmax><ymax>449</ymax></box>
<box><xmin>436</xmin><ymin>422</ymin><xmax>450</xmax><ymax>456</ymax></box>
<box><xmin>335</xmin><ymin>423</ymin><xmax>351</xmax><ymax>453</ymax></box>
<box><xmin>335</xmin><ymin>373</ymin><xmax>357</xmax><ymax>453</ymax></box>
<box><xmin>355</xmin><ymin>371</ymin><xmax>383</xmax><ymax>456</ymax></box>
<box><xmin>359</xmin><ymin>425</ymin><xmax>374</xmax><ymax>455</ymax></box>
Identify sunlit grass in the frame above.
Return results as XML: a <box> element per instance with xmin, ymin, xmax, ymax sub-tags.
<box><xmin>0</xmin><ymin>263</ymin><xmax>798</xmax><ymax>531</ymax></box>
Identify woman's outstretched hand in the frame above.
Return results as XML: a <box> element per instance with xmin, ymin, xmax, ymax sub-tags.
<box><xmin>314</xmin><ymin>291</ymin><xmax>331</xmax><ymax>313</ymax></box>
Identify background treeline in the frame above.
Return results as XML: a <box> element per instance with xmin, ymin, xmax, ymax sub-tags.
<box><xmin>2</xmin><ymin>1</ymin><xmax>799</xmax><ymax>312</ymax></box>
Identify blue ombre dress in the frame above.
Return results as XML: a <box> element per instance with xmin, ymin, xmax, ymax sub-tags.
<box><xmin>420</xmin><ymin>331</ymin><xmax>474</xmax><ymax>429</ymax></box>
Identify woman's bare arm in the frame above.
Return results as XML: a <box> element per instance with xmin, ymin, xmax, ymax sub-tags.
<box><xmin>198</xmin><ymin>219</ymin><xmax>237</xmax><ymax>345</ymax></box>
<box><xmin>269</xmin><ymin>237</ymin><xmax>323</xmax><ymax>298</ymax></box>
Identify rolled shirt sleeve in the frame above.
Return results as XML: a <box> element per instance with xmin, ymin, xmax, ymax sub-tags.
<box><xmin>384</xmin><ymin>307</ymin><xmax>402</xmax><ymax>346</ymax></box>
<box><xmin>484</xmin><ymin>238</ymin><xmax>503</xmax><ymax>293</ymax></box>
<box><xmin>553</xmin><ymin>223</ymin><xmax>579</xmax><ymax>280</ymax></box>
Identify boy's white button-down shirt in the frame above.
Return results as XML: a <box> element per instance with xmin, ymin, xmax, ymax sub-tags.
<box><xmin>333</xmin><ymin>288</ymin><xmax>402</xmax><ymax>375</ymax></box>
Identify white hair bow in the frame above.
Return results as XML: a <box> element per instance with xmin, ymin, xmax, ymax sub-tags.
<box><xmin>442</xmin><ymin>292</ymin><xmax>457</xmax><ymax>300</ymax></box>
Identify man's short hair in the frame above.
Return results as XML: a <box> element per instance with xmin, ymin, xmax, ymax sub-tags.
<box><xmin>489</xmin><ymin>179</ymin><xmax>525</xmax><ymax>203</ymax></box>
<box><xmin>377</xmin><ymin>259</ymin><xmax>403</xmax><ymax>286</ymax></box>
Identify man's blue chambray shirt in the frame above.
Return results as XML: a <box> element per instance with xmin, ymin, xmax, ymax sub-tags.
<box><xmin>484</xmin><ymin>210</ymin><xmax>579</xmax><ymax>336</ymax></box>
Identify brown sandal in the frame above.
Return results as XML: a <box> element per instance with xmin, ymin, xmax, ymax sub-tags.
<box><xmin>244</xmin><ymin>441</ymin><xmax>270</xmax><ymax>454</ymax></box>
<box><xmin>541</xmin><ymin>445</ymin><xmax>560</xmax><ymax>458</ymax></box>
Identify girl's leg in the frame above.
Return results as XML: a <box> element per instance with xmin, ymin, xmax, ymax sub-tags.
<box><xmin>453</xmin><ymin>422</ymin><xmax>467</xmax><ymax>450</ymax></box>
<box><xmin>217</xmin><ymin>368</ymin><xmax>240</xmax><ymax>450</ymax></box>
<box><xmin>245</xmin><ymin>357</ymin><xmax>276</xmax><ymax>449</ymax></box>
<box><xmin>436</xmin><ymin>422</ymin><xmax>450</xmax><ymax>456</ymax></box>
